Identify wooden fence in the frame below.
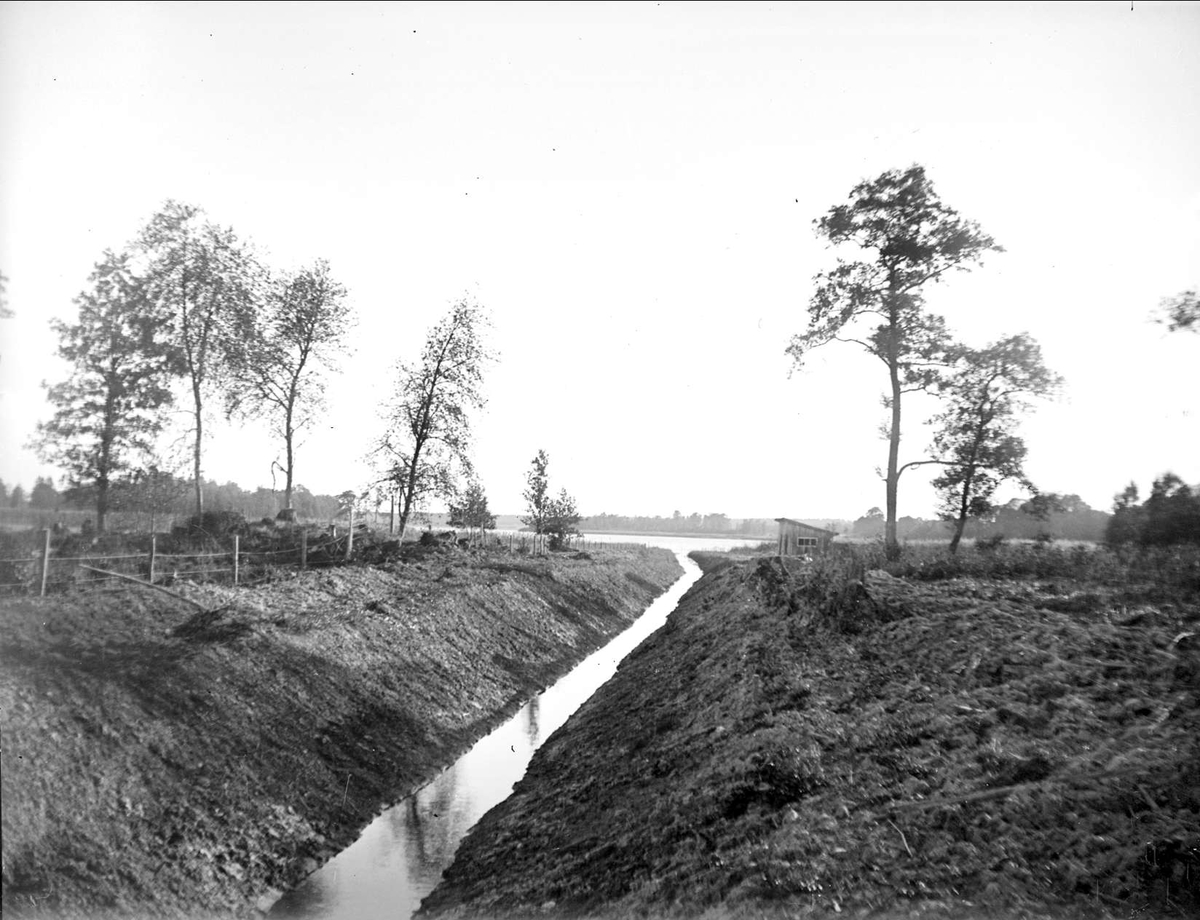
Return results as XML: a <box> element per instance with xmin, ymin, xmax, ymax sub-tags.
<box><xmin>0</xmin><ymin>529</ymin><xmax>647</xmax><ymax>598</ymax></box>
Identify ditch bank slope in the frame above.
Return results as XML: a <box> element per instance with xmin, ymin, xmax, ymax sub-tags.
<box><xmin>421</xmin><ymin>554</ymin><xmax>1200</xmax><ymax>920</ymax></box>
<box><xmin>0</xmin><ymin>546</ymin><xmax>681</xmax><ymax>919</ymax></box>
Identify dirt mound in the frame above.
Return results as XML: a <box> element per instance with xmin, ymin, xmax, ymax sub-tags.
<box><xmin>0</xmin><ymin>547</ymin><xmax>681</xmax><ymax>919</ymax></box>
<box><xmin>420</xmin><ymin>556</ymin><xmax>1200</xmax><ymax>920</ymax></box>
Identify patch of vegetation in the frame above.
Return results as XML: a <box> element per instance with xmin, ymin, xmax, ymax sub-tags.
<box><xmin>424</xmin><ymin>547</ymin><xmax>1200</xmax><ymax>920</ymax></box>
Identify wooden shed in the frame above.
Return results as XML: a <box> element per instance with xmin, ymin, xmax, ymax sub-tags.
<box><xmin>774</xmin><ymin>518</ymin><xmax>836</xmax><ymax>556</ymax></box>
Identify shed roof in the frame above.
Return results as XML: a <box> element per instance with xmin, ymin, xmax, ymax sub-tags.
<box><xmin>774</xmin><ymin>518</ymin><xmax>837</xmax><ymax>537</ymax></box>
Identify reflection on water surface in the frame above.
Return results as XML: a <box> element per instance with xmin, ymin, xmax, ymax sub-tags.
<box><xmin>271</xmin><ymin>535</ymin><xmax>756</xmax><ymax>919</ymax></box>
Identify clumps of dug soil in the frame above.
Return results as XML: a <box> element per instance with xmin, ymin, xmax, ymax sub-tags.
<box><xmin>1</xmin><ymin>546</ymin><xmax>681</xmax><ymax>919</ymax></box>
<box><xmin>420</xmin><ymin>552</ymin><xmax>1200</xmax><ymax>920</ymax></box>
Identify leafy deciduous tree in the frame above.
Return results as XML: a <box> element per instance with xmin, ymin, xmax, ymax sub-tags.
<box><xmin>787</xmin><ymin>165</ymin><xmax>1002</xmax><ymax>557</ymax></box>
<box><xmin>522</xmin><ymin>449</ymin><xmax>551</xmax><ymax>534</ymax></box>
<box><xmin>33</xmin><ymin>250</ymin><xmax>177</xmax><ymax>531</ymax></box>
<box><xmin>544</xmin><ymin>487</ymin><xmax>582</xmax><ymax>549</ymax></box>
<box><xmin>113</xmin><ymin>464</ymin><xmax>191</xmax><ymax>532</ymax></box>
<box><xmin>29</xmin><ymin>476</ymin><xmax>60</xmax><ymax>510</ymax></box>
<box><xmin>376</xmin><ymin>299</ymin><xmax>493</xmax><ymax>540</ymax></box>
<box><xmin>1107</xmin><ymin>474</ymin><xmax>1200</xmax><ymax>546</ymax></box>
<box><xmin>1142</xmin><ymin>474</ymin><xmax>1200</xmax><ymax>545</ymax></box>
<box><xmin>926</xmin><ymin>333</ymin><xmax>1061</xmax><ymax>553</ymax></box>
<box><xmin>137</xmin><ymin>200</ymin><xmax>261</xmax><ymax>517</ymax></box>
<box><xmin>449</xmin><ymin>479</ymin><xmax>497</xmax><ymax>540</ymax></box>
<box><xmin>1154</xmin><ymin>290</ymin><xmax>1199</xmax><ymax>334</ymax></box>
<box><xmin>226</xmin><ymin>259</ymin><xmax>352</xmax><ymax>510</ymax></box>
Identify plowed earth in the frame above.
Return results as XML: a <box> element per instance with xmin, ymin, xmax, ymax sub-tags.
<box><xmin>420</xmin><ymin>555</ymin><xmax>1200</xmax><ymax>920</ymax></box>
<box><xmin>0</xmin><ymin>546</ymin><xmax>682</xmax><ymax>919</ymax></box>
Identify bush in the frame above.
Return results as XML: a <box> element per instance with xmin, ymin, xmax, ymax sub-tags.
<box><xmin>976</xmin><ymin>533</ymin><xmax>1007</xmax><ymax>552</ymax></box>
<box><xmin>1107</xmin><ymin>473</ymin><xmax>1200</xmax><ymax>547</ymax></box>
<box><xmin>176</xmin><ymin>510</ymin><xmax>248</xmax><ymax>539</ymax></box>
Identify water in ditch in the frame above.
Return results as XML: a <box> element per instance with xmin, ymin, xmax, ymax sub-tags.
<box><xmin>271</xmin><ymin>534</ymin><xmax>758</xmax><ymax>919</ymax></box>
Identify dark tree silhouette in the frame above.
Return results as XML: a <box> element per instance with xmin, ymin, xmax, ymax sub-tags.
<box><xmin>522</xmin><ymin>449</ymin><xmax>551</xmax><ymax>535</ymax></box>
<box><xmin>33</xmin><ymin>250</ymin><xmax>177</xmax><ymax>531</ymax></box>
<box><xmin>137</xmin><ymin>201</ymin><xmax>261</xmax><ymax>517</ymax></box>
<box><xmin>376</xmin><ymin>298</ymin><xmax>493</xmax><ymax>540</ymax></box>
<box><xmin>926</xmin><ymin>333</ymin><xmax>1060</xmax><ymax>553</ymax></box>
<box><xmin>788</xmin><ymin>165</ymin><xmax>1002</xmax><ymax>558</ymax></box>
<box><xmin>225</xmin><ymin>259</ymin><xmax>352</xmax><ymax>511</ymax></box>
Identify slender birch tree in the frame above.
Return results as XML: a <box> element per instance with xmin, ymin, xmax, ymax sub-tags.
<box><xmin>225</xmin><ymin>260</ymin><xmax>352</xmax><ymax>510</ymax></box>
<box><xmin>137</xmin><ymin>201</ymin><xmax>261</xmax><ymax>517</ymax></box>
<box><xmin>521</xmin><ymin>449</ymin><xmax>551</xmax><ymax>534</ymax></box>
<box><xmin>376</xmin><ymin>299</ymin><xmax>493</xmax><ymax>540</ymax></box>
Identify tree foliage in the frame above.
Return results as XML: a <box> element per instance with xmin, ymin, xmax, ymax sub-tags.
<box><xmin>1107</xmin><ymin>474</ymin><xmax>1200</xmax><ymax>546</ymax></box>
<box><xmin>522</xmin><ymin>449</ymin><xmax>551</xmax><ymax>534</ymax></box>
<box><xmin>225</xmin><ymin>259</ymin><xmax>352</xmax><ymax>510</ymax></box>
<box><xmin>520</xmin><ymin>450</ymin><xmax>580</xmax><ymax>548</ymax></box>
<box><xmin>137</xmin><ymin>200</ymin><xmax>262</xmax><ymax>517</ymax></box>
<box><xmin>33</xmin><ymin>250</ymin><xmax>178</xmax><ymax>531</ymax></box>
<box><xmin>1154</xmin><ymin>289</ymin><xmax>1199</xmax><ymax>334</ymax></box>
<box><xmin>927</xmin><ymin>333</ymin><xmax>1061</xmax><ymax>553</ymax></box>
<box><xmin>29</xmin><ymin>476</ymin><xmax>60</xmax><ymax>510</ymax></box>
<box><xmin>376</xmin><ymin>298</ymin><xmax>493</xmax><ymax>540</ymax></box>
<box><xmin>0</xmin><ymin>270</ymin><xmax>11</xmax><ymax>319</ymax></box>
<box><xmin>545</xmin><ymin>488</ymin><xmax>582</xmax><ymax>549</ymax></box>
<box><xmin>787</xmin><ymin>165</ymin><xmax>1002</xmax><ymax>557</ymax></box>
<box><xmin>448</xmin><ymin>479</ymin><xmax>497</xmax><ymax>536</ymax></box>
<box><xmin>113</xmin><ymin>465</ymin><xmax>192</xmax><ymax>531</ymax></box>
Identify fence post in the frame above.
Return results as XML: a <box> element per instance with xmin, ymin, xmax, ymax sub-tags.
<box><xmin>346</xmin><ymin>506</ymin><xmax>355</xmax><ymax>561</ymax></box>
<box><xmin>40</xmin><ymin>528</ymin><xmax>51</xmax><ymax>596</ymax></box>
<box><xmin>301</xmin><ymin>530</ymin><xmax>308</xmax><ymax>570</ymax></box>
<box><xmin>149</xmin><ymin>534</ymin><xmax>157</xmax><ymax>584</ymax></box>
<box><xmin>233</xmin><ymin>535</ymin><xmax>240</xmax><ymax>586</ymax></box>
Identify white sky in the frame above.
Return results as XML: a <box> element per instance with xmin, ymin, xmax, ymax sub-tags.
<box><xmin>1</xmin><ymin>1</ymin><xmax>1197</xmax><ymax>521</ymax></box>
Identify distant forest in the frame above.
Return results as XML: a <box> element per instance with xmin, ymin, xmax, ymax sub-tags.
<box><xmin>0</xmin><ymin>477</ymin><xmax>1119</xmax><ymax>545</ymax></box>
<box><xmin>844</xmin><ymin>494</ymin><xmax>1110</xmax><ymax>543</ymax></box>
<box><xmin>581</xmin><ymin>513</ymin><xmax>804</xmax><ymax>538</ymax></box>
<box><xmin>0</xmin><ymin>474</ymin><xmax>344</xmax><ymax>529</ymax></box>
<box><xmin>580</xmin><ymin>495</ymin><xmax>1112</xmax><ymax>543</ymax></box>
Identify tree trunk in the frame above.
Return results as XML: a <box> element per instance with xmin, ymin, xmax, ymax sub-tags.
<box><xmin>284</xmin><ymin>413</ymin><xmax>294</xmax><ymax>511</ymax></box>
<box><xmin>96</xmin><ymin>476</ymin><xmax>109</xmax><ymax>535</ymax></box>
<box><xmin>949</xmin><ymin>442</ymin><xmax>980</xmax><ymax>555</ymax></box>
<box><xmin>949</xmin><ymin>515</ymin><xmax>967</xmax><ymax>555</ymax></box>
<box><xmin>885</xmin><ymin>318</ymin><xmax>902</xmax><ymax>561</ymax></box>
<box><xmin>97</xmin><ymin>388</ymin><xmax>117</xmax><ymax>534</ymax></box>
<box><xmin>397</xmin><ymin>451</ymin><xmax>422</xmax><ymax>543</ymax></box>
<box><xmin>397</xmin><ymin>492</ymin><xmax>413</xmax><ymax>542</ymax></box>
<box><xmin>191</xmin><ymin>383</ymin><xmax>204</xmax><ymax>518</ymax></box>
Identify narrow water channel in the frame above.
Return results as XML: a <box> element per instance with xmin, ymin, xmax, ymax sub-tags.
<box><xmin>271</xmin><ymin>535</ymin><xmax>758</xmax><ymax>920</ymax></box>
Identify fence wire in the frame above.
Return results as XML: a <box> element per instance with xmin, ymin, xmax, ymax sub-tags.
<box><xmin>0</xmin><ymin>528</ymin><xmax>650</xmax><ymax>600</ymax></box>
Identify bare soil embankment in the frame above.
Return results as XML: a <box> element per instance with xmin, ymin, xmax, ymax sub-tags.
<box><xmin>0</xmin><ymin>545</ymin><xmax>681</xmax><ymax>919</ymax></box>
<box><xmin>420</xmin><ymin>552</ymin><xmax>1200</xmax><ymax>920</ymax></box>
